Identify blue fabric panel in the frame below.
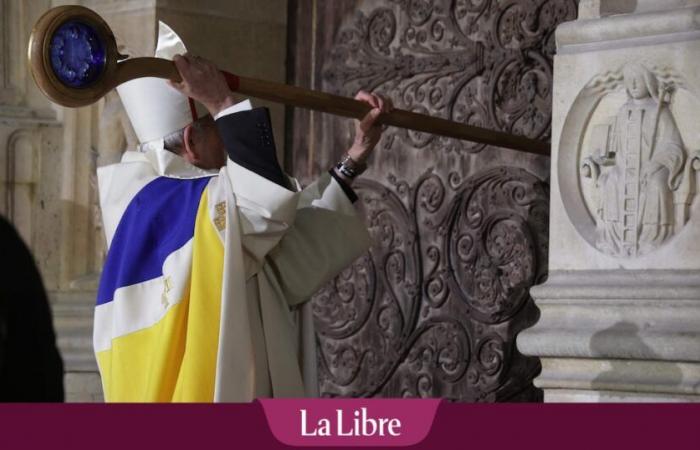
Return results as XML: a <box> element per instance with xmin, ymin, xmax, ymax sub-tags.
<box><xmin>96</xmin><ymin>176</ymin><xmax>211</xmax><ymax>305</ymax></box>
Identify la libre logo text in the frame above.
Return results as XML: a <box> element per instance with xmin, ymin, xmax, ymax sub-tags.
<box><xmin>300</xmin><ymin>407</ymin><xmax>402</xmax><ymax>437</ymax></box>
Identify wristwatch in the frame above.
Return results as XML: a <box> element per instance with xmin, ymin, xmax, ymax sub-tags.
<box><xmin>335</xmin><ymin>153</ymin><xmax>367</xmax><ymax>179</ymax></box>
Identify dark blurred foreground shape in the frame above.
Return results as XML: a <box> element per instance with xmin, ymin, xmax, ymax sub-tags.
<box><xmin>0</xmin><ymin>215</ymin><xmax>64</xmax><ymax>402</ymax></box>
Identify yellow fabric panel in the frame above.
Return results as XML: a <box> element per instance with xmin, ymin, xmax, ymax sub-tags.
<box><xmin>173</xmin><ymin>188</ymin><xmax>224</xmax><ymax>401</ymax></box>
<box><xmin>96</xmin><ymin>300</ymin><xmax>188</xmax><ymax>402</ymax></box>
<box><xmin>97</xmin><ymin>187</ymin><xmax>224</xmax><ymax>402</ymax></box>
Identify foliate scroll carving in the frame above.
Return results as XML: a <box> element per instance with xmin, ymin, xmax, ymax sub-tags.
<box><xmin>313</xmin><ymin>168</ymin><xmax>548</xmax><ymax>401</ymax></box>
<box><xmin>323</xmin><ymin>0</ymin><xmax>578</xmax><ymax>153</ymax></box>
<box><xmin>302</xmin><ymin>0</ymin><xmax>573</xmax><ymax>402</ymax></box>
<box><xmin>447</xmin><ymin>170</ymin><xmax>548</xmax><ymax>324</ymax></box>
<box><xmin>315</xmin><ymin>178</ymin><xmax>421</xmax><ymax>395</ymax></box>
<box><xmin>572</xmin><ymin>63</ymin><xmax>700</xmax><ymax>258</ymax></box>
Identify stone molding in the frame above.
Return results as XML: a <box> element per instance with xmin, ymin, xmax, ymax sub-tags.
<box><xmin>558</xmin><ymin>6</ymin><xmax>700</xmax><ymax>54</ymax></box>
<box><xmin>538</xmin><ymin>358</ymin><xmax>700</xmax><ymax>397</ymax></box>
<box><xmin>531</xmin><ymin>270</ymin><xmax>700</xmax><ymax>300</ymax></box>
<box><xmin>519</xmin><ymin>270</ymin><xmax>700</xmax><ymax>401</ymax></box>
<box><xmin>0</xmin><ymin>105</ymin><xmax>59</xmax><ymax>124</ymax></box>
<box><xmin>521</xmin><ymin>270</ymin><xmax>700</xmax><ymax>361</ymax></box>
<box><xmin>546</xmin><ymin>388</ymin><xmax>700</xmax><ymax>402</ymax></box>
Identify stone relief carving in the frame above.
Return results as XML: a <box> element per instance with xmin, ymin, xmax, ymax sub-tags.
<box><xmin>323</xmin><ymin>0</ymin><xmax>578</xmax><ymax>153</ymax></box>
<box><xmin>578</xmin><ymin>63</ymin><xmax>700</xmax><ymax>257</ymax></box>
<box><xmin>302</xmin><ymin>0</ymin><xmax>576</xmax><ymax>401</ymax></box>
<box><xmin>314</xmin><ymin>168</ymin><xmax>549</xmax><ymax>400</ymax></box>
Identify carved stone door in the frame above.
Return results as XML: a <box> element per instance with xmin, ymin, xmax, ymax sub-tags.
<box><xmin>288</xmin><ymin>0</ymin><xmax>578</xmax><ymax>401</ymax></box>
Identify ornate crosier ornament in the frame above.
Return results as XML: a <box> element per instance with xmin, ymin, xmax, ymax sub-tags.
<box><xmin>49</xmin><ymin>20</ymin><xmax>106</xmax><ymax>88</ymax></box>
<box><xmin>28</xmin><ymin>6</ymin><xmax>123</xmax><ymax>107</ymax></box>
<box><xmin>28</xmin><ymin>5</ymin><xmax>549</xmax><ymax>155</ymax></box>
<box><xmin>29</xmin><ymin>5</ymin><xmax>243</xmax><ymax>108</ymax></box>
<box><xmin>569</xmin><ymin>63</ymin><xmax>700</xmax><ymax>258</ymax></box>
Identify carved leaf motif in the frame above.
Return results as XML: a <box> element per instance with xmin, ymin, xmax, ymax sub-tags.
<box><xmin>447</xmin><ymin>169</ymin><xmax>548</xmax><ymax>324</ymax></box>
<box><xmin>323</xmin><ymin>0</ymin><xmax>578</xmax><ymax>153</ymax></box>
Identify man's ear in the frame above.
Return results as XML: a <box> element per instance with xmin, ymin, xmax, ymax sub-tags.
<box><xmin>181</xmin><ymin>123</ymin><xmax>199</xmax><ymax>165</ymax></box>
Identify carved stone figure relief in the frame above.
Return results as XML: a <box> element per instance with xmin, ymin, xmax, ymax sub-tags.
<box><xmin>574</xmin><ymin>63</ymin><xmax>700</xmax><ymax>258</ymax></box>
<box><xmin>290</xmin><ymin>0</ymin><xmax>578</xmax><ymax>400</ymax></box>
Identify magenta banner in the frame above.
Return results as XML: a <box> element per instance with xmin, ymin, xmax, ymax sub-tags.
<box><xmin>0</xmin><ymin>401</ymin><xmax>698</xmax><ymax>449</ymax></box>
<box><xmin>259</xmin><ymin>398</ymin><xmax>440</xmax><ymax>446</ymax></box>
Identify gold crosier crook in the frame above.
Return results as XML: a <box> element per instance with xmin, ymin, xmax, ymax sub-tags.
<box><xmin>28</xmin><ymin>5</ymin><xmax>550</xmax><ymax>156</ymax></box>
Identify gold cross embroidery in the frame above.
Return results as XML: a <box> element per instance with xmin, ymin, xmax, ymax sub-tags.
<box><xmin>164</xmin><ymin>276</ymin><xmax>173</xmax><ymax>293</ymax></box>
<box><xmin>162</xmin><ymin>276</ymin><xmax>173</xmax><ymax>307</ymax></box>
<box><xmin>214</xmin><ymin>201</ymin><xmax>226</xmax><ymax>231</ymax></box>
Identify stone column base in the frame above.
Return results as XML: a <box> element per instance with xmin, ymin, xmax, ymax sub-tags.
<box><xmin>518</xmin><ymin>271</ymin><xmax>700</xmax><ymax>402</ymax></box>
<box><xmin>51</xmin><ymin>290</ymin><xmax>103</xmax><ymax>402</ymax></box>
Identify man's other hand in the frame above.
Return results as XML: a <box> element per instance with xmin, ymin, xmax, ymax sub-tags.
<box><xmin>168</xmin><ymin>53</ymin><xmax>236</xmax><ymax>117</ymax></box>
<box><xmin>347</xmin><ymin>91</ymin><xmax>393</xmax><ymax>164</ymax></box>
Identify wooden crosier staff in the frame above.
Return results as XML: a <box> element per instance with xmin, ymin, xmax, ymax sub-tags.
<box><xmin>28</xmin><ymin>5</ymin><xmax>550</xmax><ymax>156</ymax></box>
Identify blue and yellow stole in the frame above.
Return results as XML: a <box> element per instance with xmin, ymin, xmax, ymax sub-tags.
<box><xmin>95</xmin><ymin>176</ymin><xmax>225</xmax><ymax>402</ymax></box>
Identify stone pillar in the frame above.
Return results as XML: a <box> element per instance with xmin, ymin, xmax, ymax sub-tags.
<box><xmin>1</xmin><ymin>0</ymin><xmax>65</xmax><ymax>291</ymax></box>
<box><xmin>518</xmin><ymin>1</ymin><xmax>700</xmax><ymax>402</ymax></box>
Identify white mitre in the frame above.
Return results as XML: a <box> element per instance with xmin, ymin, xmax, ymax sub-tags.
<box><xmin>116</xmin><ymin>22</ymin><xmax>204</xmax><ymax>152</ymax></box>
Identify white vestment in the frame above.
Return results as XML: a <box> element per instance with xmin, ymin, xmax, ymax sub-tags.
<box><xmin>96</xmin><ymin>146</ymin><xmax>371</xmax><ymax>401</ymax></box>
